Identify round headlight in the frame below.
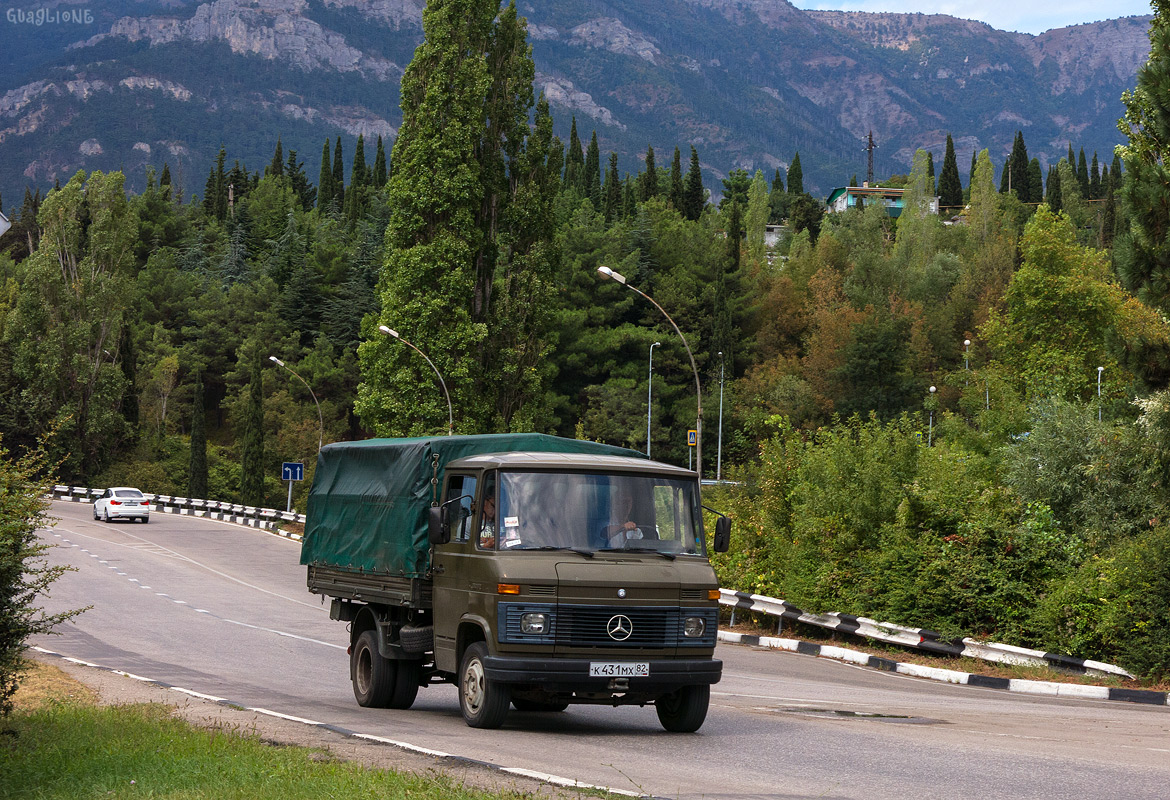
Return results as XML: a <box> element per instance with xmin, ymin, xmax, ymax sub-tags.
<box><xmin>684</xmin><ymin>617</ymin><xmax>706</xmax><ymax>638</ymax></box>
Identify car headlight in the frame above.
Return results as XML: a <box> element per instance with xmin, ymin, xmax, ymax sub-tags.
<box><xmin>521</xmin><ymin>612</ymin><xmax>549</xmax><ymax>635</ymax></box>
<box><xmin>683</xmin><ymin>617</ymin><xmax>706</xmax><ymax>638</ymax></box>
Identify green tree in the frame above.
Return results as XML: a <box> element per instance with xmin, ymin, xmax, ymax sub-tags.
<box><xmin>1046</xmin><ymin>164</ymin><xmax>1062</xmax><ymax>214</ymax></box>
<box><xmin>669</xmin><ymin>146</ymin><xmax>684</xmax><ymax>210</ymax></box>
<box><xmin>565</xmin><ymin>117</ymin><xmax>584</xmax><ymax>192</ymax></box>
<box><xmin>787</xmin><ymin>152</ymin><xmax>803</xmax><ymax>195</ymax></box>
<box><xmin>1077</xmin><ymin>148</ymin><xmax>1090</xmax><ymax>197</ymax></box>
<box><xmin>188</xmin><ymin>370</ymin><xmax>208</xmax><ymax>499</ymax></box>
<box><xmin>967</xmin><ymin>149</ymin><xmax>1000</xmax><ymax>245</ymax></box>
<box><xmin>745</xmin><ymin>169</ymin><xmax>769</xmax><ymax>269</ymax></box>
<box><xmin>267</xmin><ymin>137</ymin><xmax>284</xmax><ymax>178</ymax></box>
<box><xmin>719</xmin><ymin>169</ymin><xmax>750</xmax><ymax>210</ymax></box>
<box><xmin>331</xmin><ymin>138</ymin><xmax>345</xmax><ymax>211</ymax></box>
<box><xmin>239</xmin><ymin>347</ymin><xmax>265</xmax><ymax>505</ymax></box>
<box><xmin>317</xmin><ymin>140</ymin><xmax>334</xmax><ymax>212</ymax></box>
<box><xmin>585</xmin><ymin>131</ymin><xmax>601</xmax><ymax>208</ymax></box>
<box><xmin>603</xmin><ymin>152</ymin><xmax>621</xmax><ymax>224</ymax></box>
<box><xmin>1000</xmin><ymin>131</ymin><xmax>1029</xmax><ymax>202</ymax></box>
<box><xmin>1027</xmin><ymin>158</ymin><xmax>1044</xmax><ymax>206</ymax></box>
<box><xmin>937</xmin><ymin>134</ymin><xmax>963</xmax><ymax>211</ymax></box>
<box><xmin>683</xmin><ymin>146</ymin><xmax>704</xmax><ymax>221</ymax></box>
<box><xmin>0</xmin><ymin>443</ymin><xmax>82</xmax><ymax>719</ymax></box>
<box><xmin>768</xmin><ymin>168</ymin><xmax>787</xmax><ymax>223</ymax></box>
<box><xmin>1116</xmin><ymin>1</ymin><xmax>1170</xmax><ymax>318</ymax></box>
<box><xmin>788</xmin><ymin>193</ymin><xmax>822</xmax><ymax>244</ymax></box>
<box><xmin>357</xmin><ymin>0</ymin><xmax>555</xmax><ymax>434</ymax></box>
<box><xmin>372</xmin><ymin>135</ymin><xmax>388</xmax><ymax>187</ymax></box>
<box><xmin>641</xmin><ymin>145</ymin><xmax>659</xmax><ymax>201</ymax></box>
<box><xmin>1090</xmin><ymin>152</ymin><xmax>1101</xmax><ymax>199</ymax></box>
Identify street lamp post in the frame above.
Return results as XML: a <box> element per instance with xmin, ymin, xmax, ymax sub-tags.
<box><xmin>1097</xmin><ymin>366</ymin><xmax>1104</xmax><ymax>422</ymax></box>
<box><xmin>598</xmin><ymin>265</ymin><xmax>702</xmax><ymax>479</ymax></box>
<box><xmin>647</xmin><ymin>341</ymin><xmax>660</xmax><ymax>458</ymax></box>
<box><xmin>928</xmin><ymin>385</ymin><xmax>937</xmax><ymax>446</ymax></box>
<box><xmin>963</xmin><ymin>338</ymin><xmax>971</xmax><ymax>373</ymax></box>
<box><xmin>378</xmin><ymin>325</ymin><xmax>454</xmax><ymax>436</ymax></box>
<box><xmin>717</xmin><ymin>351</ymin><xmax>725</xmax><ymax>482</ymax></box>
<box><xmin>268</xmin><ymin>356</ymin><xmax>323</xmax><ymax>452</ymax></box>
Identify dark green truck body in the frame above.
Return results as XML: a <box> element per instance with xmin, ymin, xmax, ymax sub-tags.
<box><xmin>302</xmin><ymin>433</ymin><xmax>724</xmax><ymax>731</ymax></box>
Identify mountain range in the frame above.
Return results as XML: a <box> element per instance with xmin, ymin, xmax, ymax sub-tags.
<box><xmin>0</xmin><ymin>0</ymin><xmax>1154</xmax><ymax>201</ymax></box>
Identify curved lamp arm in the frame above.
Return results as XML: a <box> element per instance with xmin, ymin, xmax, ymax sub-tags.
<box><xmin>378</xmin><ymin>325</ymin><xmax>454</xmax><ymax>436</ymax></box>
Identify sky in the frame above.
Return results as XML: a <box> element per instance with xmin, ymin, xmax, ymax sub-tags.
<box><xmin>794</xmin><ymin>0</ymin><xmax>1153</xmax><ymax>35</ymax></box>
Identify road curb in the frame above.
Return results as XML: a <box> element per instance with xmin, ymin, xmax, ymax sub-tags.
<box><xmin>717</xmin><ymin>630</ymin><xmax>1170</xmax><ymax>707</ymax></box>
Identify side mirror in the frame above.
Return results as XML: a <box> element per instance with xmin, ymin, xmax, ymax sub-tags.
<box><xmin>428</xmin><ymin>505</ymin><xmax>451</xmax><ymax>545</ymax></box>
<box><xmin>713</xmin><ymin>516</ymin><xmax>731</xmax><ymax>553</ymax></box>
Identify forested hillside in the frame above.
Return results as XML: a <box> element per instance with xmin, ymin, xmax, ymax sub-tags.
<box><xmin>0</xmin><ymin>0</ymin><xmax>1150</xmax><ymax>199</ymax></box>
<box><xmin>4</xmin><ymin>0</ymin><xmax>1170</xmax><ymax>678</ymax></box>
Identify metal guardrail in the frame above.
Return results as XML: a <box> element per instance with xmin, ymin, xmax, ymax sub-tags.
<box><xmin>719</xmin><ymin>589</ymin><xmax>1134</xmax><ymax>679</ymax></box>
<box><xmin>51</xmin><ymin>485</ymin><xmax>306</xmax><ymax>532</ymax></box>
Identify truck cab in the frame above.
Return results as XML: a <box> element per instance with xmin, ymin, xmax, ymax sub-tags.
<box><xmin>431</xmin><ymin>452</ymin><xmax>723</xmax><ymax>729</ymax></box>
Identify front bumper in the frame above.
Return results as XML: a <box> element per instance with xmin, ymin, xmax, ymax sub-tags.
<box><xmin>482</xmin><ymin>655</ymin><xmax>721</xmax><ymax>693</ymax></box>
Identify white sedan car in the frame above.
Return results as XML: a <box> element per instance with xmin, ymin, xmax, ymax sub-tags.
<box><xmin>93</xmin><ymin>487</ymin><xmax>151</xmax><ymax>523</ymax></box>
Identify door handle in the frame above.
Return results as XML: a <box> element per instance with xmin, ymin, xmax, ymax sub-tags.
<box><xmin>433</xmin><ymin>564</ymin><xmax>445</xmax><ymax>575</ymax></box>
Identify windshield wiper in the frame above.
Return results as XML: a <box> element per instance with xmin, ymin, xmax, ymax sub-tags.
<box><xmin>524</xmin><ymin>546</ymin><xmax>594</xmax><ymax>558</ymax></box>
<box><xmin>598</xmin><ymin>547</ymin><xmax>677</xmax><ymax>561</ymax></box>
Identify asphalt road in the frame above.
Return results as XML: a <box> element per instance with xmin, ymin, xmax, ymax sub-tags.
<box><xmin>32</xmin><ymin>501</ymin><xmax>1170</xmax><ymax>799</ymax></box>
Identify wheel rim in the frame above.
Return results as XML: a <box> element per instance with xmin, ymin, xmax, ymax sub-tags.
<box><xmin>355</xmin><ymin>645</ymin><xmax>372</xmax><ymax>696</ymax></box>
<box><xmin>463</xmin><ymin>657</ymin><xmax>485</xmax><ymax>715</ymax></box>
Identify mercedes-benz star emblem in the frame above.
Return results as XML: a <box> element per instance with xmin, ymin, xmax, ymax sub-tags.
<box><xmin>606</xmin><ymin>614</ymin><xmax>633</xmax><ymax>641</ymax></box>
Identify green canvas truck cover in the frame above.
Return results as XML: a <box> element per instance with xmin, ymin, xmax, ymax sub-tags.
<box><xmin>300</xmin><ymin>433</ymin><xmax>644</xmax><ymax>578</ymax></box>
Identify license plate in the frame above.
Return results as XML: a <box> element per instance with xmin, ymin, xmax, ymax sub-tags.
<box><xmin>589</xmin><ymin>662</ymin><xmax>649</xmax><ymax>677</ymax></box>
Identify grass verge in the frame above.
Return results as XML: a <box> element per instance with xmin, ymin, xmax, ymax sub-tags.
<box><xmin>0</xmin><ymin>660</ymin><xmax>567</xmax><ymax>800</ymax></box>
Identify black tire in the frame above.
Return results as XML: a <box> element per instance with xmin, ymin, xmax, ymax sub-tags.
<box><xmin>459</xmin><ymin>642</ymin><xmax>510</xmax><ymax>728</ymax></box>
<box><xmin>351</xmin><ymin>630</ymin><xmax>396</xmax><ymax>708</ymax></box>
<box><xmin>103</xmin><ymin>510</ymin><xmax>111</xmax><ymax>523</ymax></box>
<box><xmin>399</xmin><ymin>624</ymin><xmax>433</xmax><ymax>654</ymax></box>
<box><xmin>390</xmin><ymin>658</ymin><xmax>421</xmax><ymax>710</ymax></box>
<box><xmin>511</xmin><ymin>697</ymin><xmax>569</xmax><ymax>712</ymax></box>
<box><xmin>655</xmin><ymin>685</ymin><xmax>710</xmax><ymax>733</ymax></box>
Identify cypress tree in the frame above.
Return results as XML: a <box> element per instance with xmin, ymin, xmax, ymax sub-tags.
<box><xmin>1068</xmin><ymin>142</ymin><xmax>1076</xmax><ymax>167</ymax></box>
<box><xmin>585</xmin><ymin>131</ymin><xmax>601</xmax><ymax>208</ymax></box>
<box><xmin>373</xmin><ymin>135</ymin><xmax>387</xmax><ymax>187</ymax></box>
<box><xmin>787</xmin><ymin>152</ymin><xmax>803</xmax><ymax>194</ymax></box>
<box><xmin>970</xmin><ymin>150</ymin><xmax>978</xmax><ymax>192</ymax></box>
<box><xmin>641</xmin><ymin>145</ymin><xmax>658</xmax><ymax>200</ymax></box>
<box><xmin>1102</xmin><ymin>170</ymin><xmax>1117</xmax><ymax>248</ymax></box>
<box><xmin>1046</xmin><ymin>164</ymin><xmax>1062</xmax><ymax>214</ymax></box>
<box><xmin>1090</xmin><ymin>152</ymin><xmax>1101</xmax><ymax>199</ymax></box>
<box><xmin>850</xmin><ymin>173</ymin><xmax>858</xmax><ymax>187</ymax></box>
<box><xmin>683</xmin><ymin>146</ymin><xmax>704</xmax><ymax>221</ymax></box>
<box><xmin>604</xmin><ymin>152</ymin><xmax>621</xmax><ymax>224</ymax></box>
<box><xmin>1077</xmin><ymin>147</ymin><xmax>1090</xmax><ymax>197</ymax></box>
<box><xmin>669</xmin><ymin>146</ymin><xmax>684</xmax><ymax>210</ymax></box>
<box><xmin>926</xmin><ymin>151</ymin><xmax>935</xmax><ymax>186</ymax></box>
<box><xmin>188</xmin><ymin>370</ymin><xmax>208</xmax><ymax>500</ymax></box>
<box><xmin>768</xmin><ymin>168</ymin><xmax>786</xmax><ymax>223</ymax></box>
<box><xmin>1027</xmin><ymin>158</ymin><xmax>1043</xmax><ymax>206</ymax></box>
<box><xmin>937</xmin><ymin>133</ymin><xmax>963</xmax><ymax>211</ymax></box>
<box><xmin>203</xmin><ymin>166</ymin><xmax>217</xmax><ymax>217</ymax></box>
<box><xmin>239</xmin><ymin>349</ymin><xmax>265</xmax><ymax>506</ymax></box>
<box><xmin>623</xmin><ymin>175</ymin><xmax>638</xmax><ymax>218</ymax></box>
<box><xmin>159</xmin><ymin>163</ymin><xmax>172</xmax><ymax>190</ymax></box>
<box><xmin>268</xmin><ymin>137</ymin><xmax>284</xmax><ymax>177</ymax></box>
<box><xmin>287</xmin><ymin>150</ymin><xmax>316</xmax><ymax>210</ymax></box>
<box><xmin>351</xmin><ymin>133</ymin><xmax>367</xmax><ymax>191</ymax></box>
<box><xmin>565</xmin><ymin>117</ymin><xmax>584</xmax><ymax>192</ymax></box>
<box><xmin>1000</xmin><ymin>131</ymin><xmax>1029</xmax><ymax>201</ymax></box>
<box><xmin>318</xmin><ymin>140</ymin><xmax>333</xmax><ymax>211</ymax></box>
<box><xmin>332</xmin><ymin>138</ymin><xmax>345</xmax><ymax>210</ymax></box>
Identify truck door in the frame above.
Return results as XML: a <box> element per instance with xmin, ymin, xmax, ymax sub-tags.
<box><xmin>432</xmin><ymin>472</ymin><xmax>477</xmax><ymax>673</ymax></box>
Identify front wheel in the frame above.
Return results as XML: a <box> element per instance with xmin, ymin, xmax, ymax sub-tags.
<box><xmin>459</xmin><ymin>642</ymin><xmax>510</xmax><ymax>728</ymax></box>
<box><xmin>351</xmin><ymin>630</ymin><xmax>396</xmax><ymax>708</ymax></box>
<box><xmin>655</xmin><ymin>685</ymin><xmax>710</xmax><ymax>732</ymax></box>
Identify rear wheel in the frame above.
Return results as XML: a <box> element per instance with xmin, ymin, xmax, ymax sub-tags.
<box><xmin>390</xmin><ymin>658</ymin><xmax>420</xmax><ymax>709</ymax></box>
<box><xmin>103</xmin><ymin>510</ymin><xmax>111</xmax><ymax>523</ymax></box>
<box><xmin>351</xmin><ymin>630</ymin><xmax>395</xmax><ymax>708</ymax></box>
<box><xmin>459</xmin><ymin>642</ymin><xmax>509</xmax><ymax>728</ymax></box>
<box><xmin>655</xmin><ymin>685</ymin><xmax>710</xmax><ymax>733</ymax></box>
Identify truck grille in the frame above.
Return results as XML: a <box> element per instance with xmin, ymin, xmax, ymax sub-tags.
<box><xmin>498</xmin><ymin>603</ymin><xmax>717</xmax><ymax>648</ymax></box>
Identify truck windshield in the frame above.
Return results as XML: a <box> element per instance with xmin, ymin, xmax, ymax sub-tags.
<box><xmin>494</xmin><ymin>471</ymin><xmax>704</xmax><ymax>555</ymax></box>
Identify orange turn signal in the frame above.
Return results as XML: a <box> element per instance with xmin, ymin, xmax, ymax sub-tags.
<box><xmin>708</xmin><ymin>589</ymin><xmax>721</xmax><ymax>601</ymax></box>
<box><xmin>497</xmin><ymin>583</ymin><xmax>521</xmax><ymax>595</ymax></box>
